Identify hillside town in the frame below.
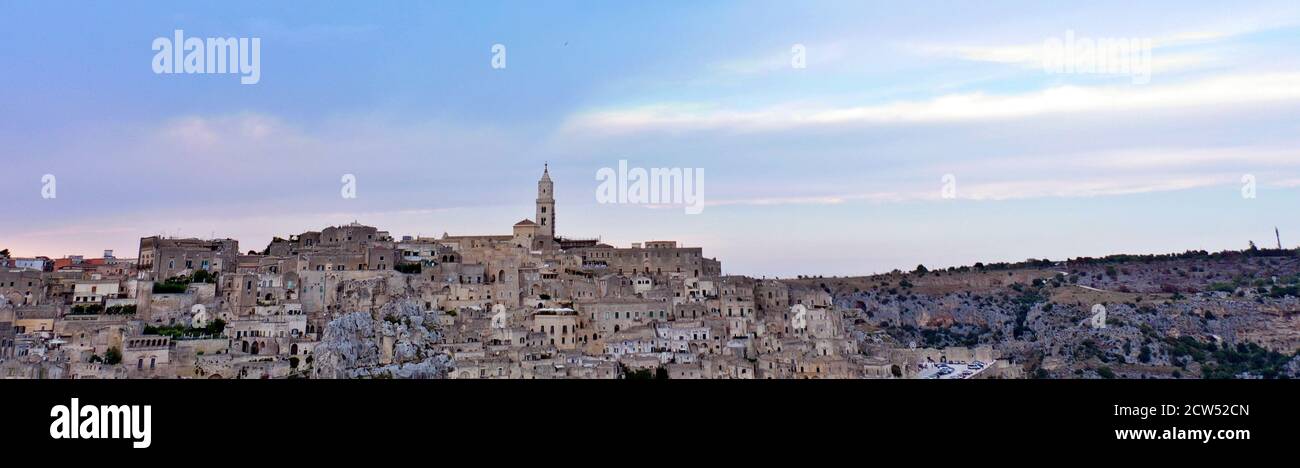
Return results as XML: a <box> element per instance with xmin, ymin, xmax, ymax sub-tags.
<box><xmin>2</xmin><ymin>167</ymin><xmax>1297</xmax><ymax>379</ymax></box>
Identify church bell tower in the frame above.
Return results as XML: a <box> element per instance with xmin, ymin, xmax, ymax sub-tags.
<box><xmin>536</xmin><ymin>164</ymin><xmax>555</xmax><ymax>238</ymax></box>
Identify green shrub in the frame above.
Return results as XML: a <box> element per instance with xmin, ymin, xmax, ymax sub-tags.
<box><xmin>104</xmin><ymin>347</ymin><xmax>122</xmax><ymax>365</ymax></box>
<box><xmin>104</xmin><ymin>304</ymin><xmax>137</xmax><ymax>315</ymax></box>
<box><xmin>1208</xmin><ymin>282</ymin><xmax>1236</xmax><ymax>293</ymax></box>
<box><xmin>70</xmin><ymin>304</ymin><xmax>105</xmax><ymax>315</ymax></box>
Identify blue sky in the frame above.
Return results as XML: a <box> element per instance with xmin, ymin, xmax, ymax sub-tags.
<box><xmin>2</xmin><ymin>1</ymin><xmax>1299</xmax><ymax>276</ymax></box>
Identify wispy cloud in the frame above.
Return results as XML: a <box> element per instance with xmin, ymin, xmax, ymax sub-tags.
<box><xmin>564</xmin><ymin>72</ymin><xmax>1300</xmax><ymax>134</ymax></box>
<box><xmin>908</xmin><ymin>21</ymin><xmax>1294</xmax><ymax>70</ymax></box>
<box><xmin>695</xmin><ymin>145</ymin><xmax>1300</xmax><ymax>209</ymax></box>
<box><xmin>706</xmin><ymin>191</ymin><xmax>911</xmax><ymax>207</ymax></box>
<box><xmin>954</xmin><ymin>174</ymin><xmax>1233</xmax><ymax>201</ymax></box>
<box><xmin>711</xmin><ymin>42</ymin><xmax>849</xmax><ymax>75</ymax></box>
<box><xmin>940</xmin><ymin>146</ymin><xmax>1300</xmax><ymax>173</ymax></box>
<box><xmin>689</xmin><ymin>172</ymin><xmax>1253</xmax><ymax>209</ymax></box>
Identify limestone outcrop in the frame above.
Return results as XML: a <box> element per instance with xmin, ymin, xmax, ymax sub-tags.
<box><xmin>312</xmin><ymin>298</ymin><xmax>450</xmax><ymax>379</ymax></box>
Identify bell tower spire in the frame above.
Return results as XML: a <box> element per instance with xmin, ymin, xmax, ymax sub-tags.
<box><xmin>536</xmin><ymin>164</ymin><xmax>555</xmax><ymax>238</ymax></box>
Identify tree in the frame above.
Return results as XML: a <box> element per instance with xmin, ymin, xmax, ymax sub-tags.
<box><xmin>205</xmin><ymin>318</ymin><xmax>227</xmax><ymax>337</ymax></box>
<box><xmin>191</xmin><ymin>269</ymin><xmax>214</xmax><ymax>284</ymax></box>
<box><xmin>104</xmin><ymin>347</ymin><xmax>122</xmax><ymax>365</ymax></box>
<box><xmin>914</xmin><ymin>264</ymin><xmax>928</xmax><ymax>275</ymax></box>
<box><xmin>620</xmin><ymin>363</ymin><xmax>654</xmax><ymax>379</ymax></box>
<box><xmin>890</xmin><ymin>364</ymin><xmax>903</xmax><ymax>378</ymax></box>
<box><xmin>0</xmin><ymin>248</ymin><xmax>9</xmax><ymax>258</ymax></box>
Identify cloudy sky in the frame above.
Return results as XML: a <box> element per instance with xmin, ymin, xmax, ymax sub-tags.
<box><xmin>2</xmin><ymin>1</ymin><xmax>1299</xmax><ymax>277</ymax></box>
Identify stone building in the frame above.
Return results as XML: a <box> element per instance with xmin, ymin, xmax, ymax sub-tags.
<box><xmin>136</xmin><ymin>236</ymin><xmax>239</xmax><ymax>281</ymax></box>
<box><xmin>122</xmin><ymin>335</ymin><xmax>171</xmax><ymax>373</ymax></box>
<box><xmin>532</xmin><ymin>307</ymin><xmax>585</xmax><ymax>350</ymax></box>
<box><xmin>0</xmin><ymin>304</ymin><xmax>14</xmax><ymax>358</ymax></box>
<box><xmin>571</xmin><ymin>240</ymin><xmax>722</xmax><ymax>278</ymax></box>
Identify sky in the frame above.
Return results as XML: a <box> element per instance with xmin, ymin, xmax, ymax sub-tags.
<box><xmin>2</xmin><ymin>1</ymin><xmax>1299</xmax><ymax>277</ymax></box>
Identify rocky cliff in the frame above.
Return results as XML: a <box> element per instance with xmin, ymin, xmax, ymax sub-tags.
<box><xmin>312</xmin><ymin>298</ymin><xmax>450</xmax><ymax>379</ymax></box>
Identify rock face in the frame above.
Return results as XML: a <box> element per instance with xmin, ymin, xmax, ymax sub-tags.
<box><xmin>313</xmin><ymin>298</ymin><xmax>450</xmax><ymax>379</ymax></box>
<box><xmin>817</xmin><ymin>256</ymin><xmax>1300</xmax><ymax>378</ymax></box>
